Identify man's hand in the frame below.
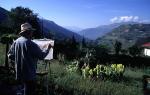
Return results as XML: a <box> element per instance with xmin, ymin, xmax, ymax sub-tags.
<box><xmin>48</xmin><ymin>43</ymin><xmax>53</xmax><ymax>50</ymax></box>
<box><xmin>41</xmin><ymin>43</ymin><xmax>53</xmax><ymax>50</ymax></box>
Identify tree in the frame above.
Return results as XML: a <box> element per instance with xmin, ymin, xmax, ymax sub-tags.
<box><xmin>82</xmin><ymin>37</ymin><xmax>87</xmax><ymax>48</ymax></box>
<box><xmin>0</xmin><ymin>34</ymin><xmax>17</xmax><ymax>67</ymax></box>
<box><xmin>114</xmin><ymin>40</ymin><xmax>122</xmax><ymax>55</ymax></box>
<box><xmin>0</xmin><ymin>25</ymin><xmax>13</xmax><ymax>36</ymax></box>
<box><xmin>120</xmin><ymin>49</ymin><xmax>128</xmax><ymax>55</ymax></box>
<box><xmin>128</xmin><ymin>45</ymin><xmax>142</xmax><ymax>57</ymax></box>
<box><xmin>9</xmin><ymin>6</ymin><xmax>42</xmax><ymax>38</ymax></box>
<box><xmin>94</xmin><ymin>44</ymin><xmax>109</xmax><ymax>64</ymax></box>
<box><xmin>70</xmin><ymin>35</ymin><xmax>80</xmax><ymax>59</ymax></box>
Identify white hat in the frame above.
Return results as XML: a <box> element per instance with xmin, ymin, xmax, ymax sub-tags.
<box><xmin>19</xmin><ymin>23</ymin><xmax>35</xmax><ymax>34</ymax></box>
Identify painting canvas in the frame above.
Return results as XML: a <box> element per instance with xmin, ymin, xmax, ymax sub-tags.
<box><xmin>33</xmin><ymin>39</ymin><xmax>54</xmax><ymax>60</ymax></box>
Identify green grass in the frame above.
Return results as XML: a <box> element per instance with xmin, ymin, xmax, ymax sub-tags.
<box><xmin>0</xmin><ymin>43</ymin><xmax>5</xmax><ymax>66</ymax></box>
<box><xmin>48</xmin><ymin>60</ymin><xmax>144</xmax><ymax>95</ymax></box>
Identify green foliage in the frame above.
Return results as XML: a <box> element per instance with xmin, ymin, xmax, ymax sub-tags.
<box><xmin>54</xmin><ymin>36</ymin><xmax>80</xmax><ymax>60</ymax></box>
<box><xmin>81</xmin><ymin>37</ymin><xmax>87</xmax><ymax>48</ymax></box>
<box><xmin>114</xmin><ymin>40</ymin><xmax>122</xmax><ymax>55</ymax></box>
<box><xmin>94</xmin><ymin>44</ymin><xmax>109</xmax><ymax>63</ymax></box>
<box><xmin>0</xmin><ymin>44</ymin><xmax>5</xmax><ymax>65</ymax></box>
<box><xmin>120</xmin><ymin>49</ymin><xmax>128</xmax><ymax>55</ymax></box>
<box><xmin>69</xmin><ymin>35</ymin><xmax>80</xmax><ymax>59</ymax></box>
<box><xmin>48</xmin><ymin>61</ymin><xmax>143</xmax><ymax>95</ymax></box>
<box><xmin>0</xmin><ymin>34</ymin><xmax>17</xmax><ymax>67</ymax></box>
<box><xmin>65</xmin><ymin>60</ymin><xmax>125</xmax><ymax>81</ymax></box>
<box><xmin>128</xmin><ymin>45</ymin><xmax>142</xmax><ymax>57</ymax></box>
<box><xmin>0</xmin><ymin>25</ymin><xmax>13</xmax><ymax>36</ymax></box>
<box><xmin>81</xmin><ymin>64</ymin><xmax>125</xmax><ymax>81</ymax></box>
<box><xmin>66</xmin><ymin>61</ymin><xmax>79</xmax><ymax>73</ymax></box>
<box><xmin>9</xmin><ymin>6</ymin><xmax>42</xmax><ymax>38</ymax></box>
<box><xmin>0</xmin><ymin>34</ymin><xmax>17</xmax><ymax>44</ymax></box>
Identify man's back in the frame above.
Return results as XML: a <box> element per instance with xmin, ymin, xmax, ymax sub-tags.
<box><xmin>8</xmin><ymin>36</ymin><xmax>49</xmax><ymax>81</ymax></box>
<box><xmin>15</xmin><ymin>36</ymin><xmax>37</xmax><ymax>81</ymax></box>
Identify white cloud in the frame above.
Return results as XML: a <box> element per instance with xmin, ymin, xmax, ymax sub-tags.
<box><xmin>110</xmin><ymin>17</ymin><xmax>118</xmax><ymax>22</ymax></box>
<box><xmin>120</xmin><ymin>16</ymin><xmax>133</xmax><ymax>22</ymax></box>
<box><xmin>110</xmin><ymin>16</ymin><xmax>140</xmax><ymax>23</ymax></box>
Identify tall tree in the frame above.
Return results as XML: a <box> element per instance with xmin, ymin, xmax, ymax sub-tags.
<box><xmin>114</xmin><ymin>40</ymin><xmax>122</xmax><ymax>55</ymax></box>
<box><xmin>9</xmin><ymin>6</ymin><xmax>42</xmax><ymax>38</ymax></box>
<box><xmin>82</xmin><ymin>37</ymin><xmax>86</xmax><ymax>48</ymax></box>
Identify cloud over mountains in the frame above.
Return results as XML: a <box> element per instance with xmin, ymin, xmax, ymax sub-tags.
<box><xmin>110</xmin><ymin>16</ymin><xmax>139</xmax><ymax>23</ymax></box>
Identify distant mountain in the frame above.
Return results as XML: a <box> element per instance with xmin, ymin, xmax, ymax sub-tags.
<box><xmin>65</xmin><ymin>26</ymin><xmax>83</xmax><ymax>32</ymax></box>
<box><xmin>40</xmin><ymin>19</ymin><xmax>84</xmax><ymax>41</ymax></box>
<box><xmin>78</xmin><ymin>22</ymin><xmax>139</xmax><ymax>40</ymax></box>
<box><xmin>96</xmin><ymin>23</ymin><xmax>150</xmax><ymax>49</ymax></box>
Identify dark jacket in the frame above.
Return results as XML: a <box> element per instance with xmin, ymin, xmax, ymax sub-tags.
<box><xmin>8</xmin><ymin>36</ymin><xmax>49</xmax><ymax>81</ymax></box>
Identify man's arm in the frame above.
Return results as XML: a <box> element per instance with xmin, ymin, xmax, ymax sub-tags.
<box><xmin>8</xmin><ymin>42</ymin><xmax>15</xmax><ymax>68</ymax></box>
<box><xmin>29</xmin><ymin>41</ymin><xmax>52</xmax><ymax>60</ymax></box>
<box><xmin>8</xmin><ymin>42</ymin><xmax>15</xmax><ymax>61</ymax></box>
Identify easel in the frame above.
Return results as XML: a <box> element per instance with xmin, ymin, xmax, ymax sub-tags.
<box><xmin>36</xmin><ymin>60</ymin><xmax>51</xmax><ymax>95</ymax></box>
<box><xmin>33</xmin><ymin>38</ymin><xmax>54</xmax><ymax>95</ymax></box>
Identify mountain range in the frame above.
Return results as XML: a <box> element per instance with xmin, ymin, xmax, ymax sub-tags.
<box><xmin>78</xmin><ymin>22</ymin><xmax>139</xmax><ymax>40</ymax></box>
<box><xmin>0</xmin><ymin>7</ymin><xmax>83</xmax><ymax>41</ymax></box>
<box><xmin>41</xmin><ymin>19</ymin><xmax>83</xmax><ymax>41</ymax></box>
<box><xmin>65</xmin><ymin>26</ymin><xmax>83</xmax><ymax>33</ymax></box>
<box><xmin>96</xmin><ymin>23</ymin><xmax>150</xmax><ymax>49</ymax></box>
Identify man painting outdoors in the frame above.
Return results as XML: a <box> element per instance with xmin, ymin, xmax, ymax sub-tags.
<box><xmin>8</xmin><ymin>22</ymin><xmax>52</xmax><ymax>95</ymax></box>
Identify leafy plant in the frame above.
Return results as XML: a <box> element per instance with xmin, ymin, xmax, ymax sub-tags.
<box><xmin>81</xmin><ymin>64</ymin><xmax>125</xmax><ymax>81</ymax></box>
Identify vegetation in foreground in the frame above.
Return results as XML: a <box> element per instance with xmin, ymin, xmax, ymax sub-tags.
<box><xmin>46</xmin><ymin>60</ymin><xmax>146</xmax><ymax>95</ymax></box>
<box><xmin>0</xmin><ymin>43</ymin><xmax>5</xmax><ymax>66</ymax></box>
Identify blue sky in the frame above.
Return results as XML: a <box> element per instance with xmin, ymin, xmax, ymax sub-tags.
<box><xmin>0</xmin><ymin>0</ymin><xmax>150</xmax><ymax>28</ymax></box>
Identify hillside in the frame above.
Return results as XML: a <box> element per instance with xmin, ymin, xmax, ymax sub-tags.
<box><xmin>41</xmin><ymin>19</ymin><xmax>83</xmax><ymax>41</ymax></box>
<box><xmin>65</xmin><ymin>26</ymin><xmax>83</xmax><ymax>33</ymax></box>
<box><xmin>96</xmin><ymin>24</ymin><xmax>150</xmax><ymax>49</ymax></box>
<box><xmin>78</xmin><ymin>22</ymin><xmax>138</xmax><ymax>40</ymax></box>
<box><xmin>0</xmin><ymin>7</ymin><xmax>9</xmax><ymax>25</ymax></box>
